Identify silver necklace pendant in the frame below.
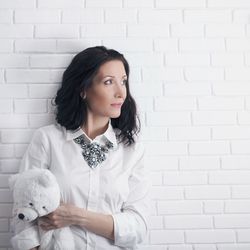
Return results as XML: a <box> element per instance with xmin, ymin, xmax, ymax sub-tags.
<box><xmin>73</xmin><ymin>135</ymin><xmax>114</xmax><ymax>169</ymax></box>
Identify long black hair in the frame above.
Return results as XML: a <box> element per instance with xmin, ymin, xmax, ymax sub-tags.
<box><xmin>51</xmin><ymin>46</ymin><xmax>141</xmax><ymax>146</ymax></box>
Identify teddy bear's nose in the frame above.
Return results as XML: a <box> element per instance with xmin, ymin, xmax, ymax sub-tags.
<box><xmin>18</xmin><ymin>213</ymin><xmax>25</xmax><ymax>220</ymax></box>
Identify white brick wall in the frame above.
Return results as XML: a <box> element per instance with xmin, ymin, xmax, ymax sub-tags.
<box><xmin>1</xmin><ymin>1</ymin><xmax>250</xmax><ymax>249</ymax></box>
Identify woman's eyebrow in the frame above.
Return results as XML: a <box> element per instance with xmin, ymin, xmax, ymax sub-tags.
<box><xmin>103</xmin><ymin>75</ymin><xmax>127</xmax><ymax>78</ymax></box>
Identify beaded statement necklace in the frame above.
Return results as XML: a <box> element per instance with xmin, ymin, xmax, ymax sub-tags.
<box><xmin>73</xmin><ymin>134</ymin><xmax>114</xmax><ymax>169</ymax></box>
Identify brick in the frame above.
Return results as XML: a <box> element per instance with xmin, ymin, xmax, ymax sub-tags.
<box><xmin>150</xmin><ymin>171</ymin><xmax>163</xmax><ymax>186</ymax></box>
<box><xmin>208</xmin><ymin>0</ymin><xmax>250</xmax><ymax>7</ymax></box>
<box><xmin>14</xmin><ymin>144</ymin><xmax>28</xmax><ymax>158</ymax></box>
<box><xmin>0</xmin><ymin>39</ymin><xmax>12</xmax><ymax>52</ymax></box>
<box><xmin>180</xmin><ymin>157</ymin><xmax>220</xmax><ymax>170</ymax></box>
<box><xmin>151</xmin><ymin>187</ymin><xmax>183</xmax><ymax>200</ymax></box>
<box><xmin>139</xmin><ymin>10</ymin><xmax>182</xmax><ymax>23</ymax></box>
<box><xmin>131</xmin><ymin>83</ymin><xmax>162</xmax><ymax>97</ymax></box>
<box><xmin>164</xmin><ymin>83</ymin><xmax>211</xmax><ymax>96</ymax></box>
<box><xmin>158</xmin><ymin>200</ymin><xmax>202</xmax><ymax>215</ymax></box>
<box><xmin>226</xmin><ymin>68</ymin><xmax>250</xmax><ymax>81</ymax></box>
<box><xmin>155</xmin><ymin>97</ymin><xmax>197</xmax><ymax>111</ymax></box>
<box><xmin>184</xmin><ymin>10</ymin><xmax>232</xmax><ymax>23</ymax></box>
<box><xmin>213</xmin><ymin>83</ymin><xmax>250</xmax><ymax>95</ymax></box>
<box><xmin>165</xmin><ymin>53</ymin><xmax>209</xmax><ymax>66</ymax></box>
<box><xmin>15</xmin><ymin>39</ymin><xmax>57</xmax><ymax>52</ymax></box>
<box><xmin>180</xmin><ymin>38</ymin><xmax>225</xmax><ymax>52</ymax></box>
<box><xmin>213</xmin><ymin>126</ymin><xmax>250</xmax><ymax>139</ymax></box>
<box><xmin>154</xmin><ymin>38</ymin><xmax>178</xmax><ymax>52</ymax></box>
<box><xmin>185</xmin><ymin>67</ymin><xmax>224</xmax><ymax>81</ymax></box>
<box><xmin>156</xmin><ymin>0</ymin><xmax>206</xmax><ymax>8</ymax></box>
<box><xmin>0</xmin><ymin>145</ymin><xmax>14</xmax><ymax>158</ymax></box>
<box><xmin>14</xmin><ymin>99</ymin><xmax>47</xmax><ymax>113</ymax></box>
<box><xmin>0</xmin><ymin>190</ymin><xmax>12</xmax><ymax>202</ymax></box>
<box><xmin>227</xmin><ymin>38</ymin><xmax>250</xmax><ymax>51</ymax></box>
<box><xmin>145</xmin><ymin>156</ymin><xmax>178</xmax><ymax>170</ymax></box>
<box><xmin>30</xmin><ymin>55</ymin><xmax>73</xmax><ymax>68</ymax></box>
<box><xmin>171</xmin><ymin>24</ymin><xmax>204</xmax><ymax>37</ymax></box>
<box><xmin>164</xmin><ymin>172</ymin><xmax>207</xmax><ymax>185</ymax></box>
<box><xmin>169</xmin><ymin>127</ymin><xmax>210</xmax><ymax>141</ymax></box>
<box><xmin>103</xmin><ymin>38</ymin><xmax>152</xmax><ymax>52</ymax></box>
<box><xmin>143</xmin><ymin>67</ymin><xmax>183</xmax><ymax>81</ymax></box>
<box><xmin>146</xmin><ymin>141</ymin><xmax>188</xmax><ymax>155</ymax></box>
<box><xmin>29</xmin><ymin>84</ymin><xmax>60</xmax><ymax>98</ymax></box>
<box><xmin>0</xmin><ymin>10</ymin><xmax>12</xmax><ymax>24</ymax></box>
<box><xmin>128</xmin><ymin>24</ymin><xmax>170</xmax><ymax>37</ymax></box>
<box><xmin>204</xmin><ymin>201</ymin><xmax>224</xmax><ymax>214</ymax></box>
<box><xmin>105</xmin><ymin>9</ymin><xmax>137</xmax><ymax>23</ymax></box>
<box><xmin>232</xmin><ymin>186</ymin><xmax>250</xmax><ymax>199</ymax></box>
<box><xmin>56</xmin><ymin>39</ymin><xmax>102</xmax><ymax>53</ymax></box>
<box><xmin>35</xmin><ymin>24</ymin><xmax>79</xmax><ymax>38</ymax></box>
<box><xmin>0</xmin><ymin>175</ymin><xmax>11</xmax><ymax>188</ymax></box>
<box><xmin>185</xmin><ymin>186</ymin><xmax>230</xmax><ymax>199</ymax></box>
<box><xmin>222</xmin><ymin>156</ymin><xmax>250</xmax><ymax>170</ymax></box>
<box><xmin>86</xmin><ymin>0</ymin><xmax>122</xmax><ymax>8</ymax></box>
<box><xmin>169</xmin><ymin>246</ymin><xmax>193</xmax><ymax>250</ymax></box>
<box><xmin>198</xmin><ymin>96</ymin><xmax>244</xmax><ymax>110</ymax></box>
<box><xmin>238</xmin><ymin>111</ymin><xmax>250</xmax><ymax>125</ymax></box>
<box><xmin>136</xmin><ymin>97</ymin><xmax>154</xmax><ymax>112</ymax></box>
<box><xmin>1</xmin><ymin>129</ymin><xmax>34</xmax><ymax>143</ymax></box>
<box><xmin>0</xmin><ymin>233</ymin><xmax>12</xmax><ymax>247</ymax></box>
<box><xmin>231</xmin><ymin>140</ymin><xmax>250</xmax><ymax>154</ymax></box>
<box><xmin>193</xmin><ymin>111</ymin><xmax>237</xmax><ymax>125</ymax></box>
<box><xmin>140</xmin><ymin>126</ymin><xmax>166</xmax><ymax>140</ymax></box>
<box><xmin>0</xmin><ymin>159</ymin><xmax>19</xmax><ymax>173</ymax></box>
<box><xmin>0</xmin><ymin>24</ymin><xmax>33</xmax><ymax>38</ymax></box>
<box><xmin>189</xmin><ymin>141</ymin><xmax>230</xmax><ymax>155</ymax></box>
<box><xmin>206</xmin><ymin>24</ymin><xmax>245</xmax><ymax>37</ymax></box>
<box><xmin>0</xmin><ymin>114</ymin><xmax>28</xmax><ymax>128</ymax></box>
<box><xmin>149</xmin><ymin>216</ymin><xmax>164</xmax><ymax>229</ymax></box>
<box><xmin>147</xmin><ymin>112</ymin><xmax>191</xmax><ymax>126</ymax></box>
<box><xmin>234</xmin><ymin>10</ymin><xmax>250</xmax><ymax>23</ymax></box>
<box><xmin>211</xmin><ymin>53</ymin><xmax>244</xmax><ymax>66</ymax></box>
<box><xmin>62</xmin><ymin>9</ymin><xmax>103</xmax><ymax>23</ymax></box>
<box><xmin>151</xmin><ymin>230</ymin><xmax>184</xmax><ymax>244</ymax></box>
<box><xmin>15</xmin><ymin>10</ymin><xmax>60</xmax><ymax>23</ymax></box>
<box><xmin>0</xmin><ymin>219</ymin><xmax>8</xmax><ymax>232</ymax></box>
<box><xmin>164</xmin><ymin>215</ymin><xmax>213</xmax><ymax>229</ymax></box>
<box><xmin>81</xmin><ymin>24</ymin><xmax>126</xmax><ymax>37</ymax></box>
<box><xmin>6</xmin><ymin>69</ymin><xmax>53</xmax><ymax>83</ymax></box>
<box><xmin>186</xmin><ymin>230</ymin><xmax>235</xmax><ymax>243</ymax></box>
<box><xmin>29</xmin><ymin>114</ymin><xmax>56</xmax><ymax>128</ymax></box>
<box><xmin>124</xmin><ymin>0</ymin><xmax>154</xmax><ymax>8</ymax></box>
<box><xmin>194</xmin><ymin>246</ymin><xmax>216</xmax><ymax>250</ymax></box>
<box><xmin>38</xmin><ymin>0</ymin><xmax>83</xmax><ymax>8</ymax></box>
<box><xmin>225</xmin><ymin>201</ymin><xmax>250</xmax><ymax>213</ymax></box>
<box><xmin>210</xmin><ymin>171</ymin><xmax>250</xmax><ymax>184</ymax></box>
<box><xmin>0</xmin><ymin>204</ymin><xmax>12</xmax><ymax>217</ymax></box>
<box><xmin>125</xmin><ymin>52</ymin><xmax>163</xmax><ymax>66</ymax></box>
<box><xmin>237</xmin><ymin>229</ymin><xmax>250</xmax><ymax>242</ymax></box>
<box><xmin>215</xmin><ymin>215</ymin><xmax>250</xmax><ymax>228</ymax></box>
<box><xmin>0</xmin><ymin>84</ymin><xmax>28</xmax><ymax>98</ymax></box>
<box><xmin>0</xmin><ymin>54</ymin><xmax>29</xmax><ymax>68</ymax></box>
<box><xmin>0</xmin><ymin>0</ymin><xmax>35</xmax><ymax>8</ymax></box>
<box><xmin>0</xmin><ymin>100</ymin><xmax>12</xmax><ymax>113</ymax></box>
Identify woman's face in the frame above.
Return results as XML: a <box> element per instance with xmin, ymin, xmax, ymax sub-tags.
<box><xmin>83</xmin><ymin>60</ymin><xmax>127</xmax><ymax>119</ymax></box>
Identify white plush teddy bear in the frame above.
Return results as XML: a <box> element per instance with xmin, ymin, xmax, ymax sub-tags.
<box><xmin>9</xmin><ymin>168</ymin><xmax>75</xmax><ymax>250</ymax></box>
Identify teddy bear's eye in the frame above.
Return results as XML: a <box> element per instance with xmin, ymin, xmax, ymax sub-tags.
<box><xmin>29</xmin><ymin>203</ymin><xmax>33</xmax><ymax>206</ymax></box>
<box><xmin>42</xmin><ymin>206</ymin><xmax>46</xmax><ymax>209</ymax></box>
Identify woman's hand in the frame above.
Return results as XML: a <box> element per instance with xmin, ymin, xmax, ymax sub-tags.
<box><xmin>39</xmin><ymin>202</ymin><xmax>83</xmax><ymax>231</ymax></box>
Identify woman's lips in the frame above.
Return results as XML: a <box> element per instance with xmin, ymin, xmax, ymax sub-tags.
<box><xmin>111</xmin><ymin>103</ymin><xmax>122</xmax><ymax>108</ymax></box>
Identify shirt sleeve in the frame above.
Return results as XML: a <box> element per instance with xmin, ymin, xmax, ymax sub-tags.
<box><xmin>111</xmin><ymin>142</ymin><xmax>152</xmax><ymax>249</ymax></box>
<box><xmin>10</xmin><ymin>128</ymin><xmax>50</xmax><ymax>250</ymax></box>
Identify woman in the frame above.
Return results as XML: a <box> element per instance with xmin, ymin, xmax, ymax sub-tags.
<box><xmin>11</xmin><ymin>46</ymin><xmax>151</xmax><ymax>250</ymax></box>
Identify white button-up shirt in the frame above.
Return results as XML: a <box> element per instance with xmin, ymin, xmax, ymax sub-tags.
<box><xmin>11</xmin><ymin>119</ymin><xmax>151</xmax><ymax>250</ymax></box>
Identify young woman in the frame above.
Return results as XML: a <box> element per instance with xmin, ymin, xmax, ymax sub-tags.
<box><xmin>11</xmin><ymin>46</ymin><xmax>151</xmax><ymax>250</ymax></box>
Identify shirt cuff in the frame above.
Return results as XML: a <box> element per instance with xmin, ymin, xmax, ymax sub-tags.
<box><xmin>11</xmin><ymin>225</ymin><xmax>40</xmax><ymax>250</ymax></box>
<box><xmin>112</xmin><ymin>210</ymin><xmax>147</xmax><ymax>249</ymax></box>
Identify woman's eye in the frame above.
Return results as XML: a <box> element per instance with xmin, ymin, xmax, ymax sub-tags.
<box><xmin>29</xmin><ymin>203</ymin><xmax>33</xmax><ymax>206</ymax></box>
<box><xmin>122</xmin><ymin>79</ymin><xmax>127</xmax><ymax>85</ymax></box>
<box><xmin>104</xmin><ymin>79</ymin><xmax>112</xmax><ymax>85</ymax></box>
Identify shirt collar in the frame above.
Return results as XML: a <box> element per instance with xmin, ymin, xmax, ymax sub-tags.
<box><xmin>64</xmin><ymin>119</ymin><xmax>118</xmax><ymax>147</ymax></box>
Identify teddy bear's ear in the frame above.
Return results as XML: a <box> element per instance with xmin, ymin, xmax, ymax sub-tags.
<box><xmin>38</xmin><ymin>171</ymin><xmax>53</xmax><ymax>187</ymax></box>
<box><xmin>8</xmin><ymin>174</ymin><xmax>19</xmax><ymax>190</ymax></box>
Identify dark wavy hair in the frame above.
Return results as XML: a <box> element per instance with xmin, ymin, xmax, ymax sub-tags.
<box><xmin>51</xmin><ymin>46</ymin><xmax>141</xmax><ymax>146</ymax></box>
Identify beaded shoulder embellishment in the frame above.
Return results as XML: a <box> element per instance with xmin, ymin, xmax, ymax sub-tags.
<box><xmin>73</xmin><ymin>134</ymin><xmax>114</xmax><ymax>169</ymax></box>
